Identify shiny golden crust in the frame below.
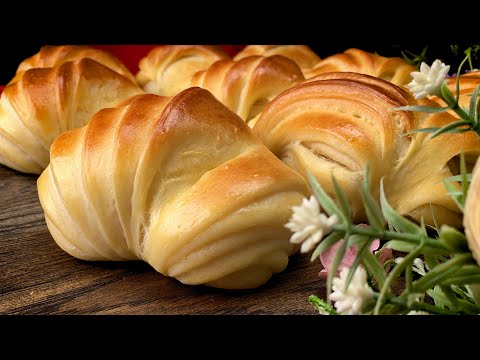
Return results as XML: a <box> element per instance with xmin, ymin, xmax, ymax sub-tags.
<box><xmin>305</xmin><ymin>48</ymin><xmax>416</xmax><ymax>87</ymax></box>
<box><xmin>37</xmin><ymin>88</ymin><xmax>310</xmax><ymax>289</ymax></box>
<box><xmin>191</xmin><ymin>55</ymin><xmax>304</xmax><ymax>125</ymax></box>
<box><xmin>136</xmin><ymin>45</ymin><xmax>229</xmax><ymax>96</ymax></box>
<box><xmin>233</xmin><ymin>45</ymin><xmax>321</xmax><ymax>73</ymax></box>
<box><xmin>0</xmin><ymin>58</ymin><xmax>143</xmax><ymax>174</ymax></box>
<box><xmin>9</xmin><ymin>45</ymin><xmax>135</xmax><ymax>84</ymax></box>
<box><xmin>253</xmin><ymin>72</ymin><xmax>480</xmax><ymax>227</ymax></box>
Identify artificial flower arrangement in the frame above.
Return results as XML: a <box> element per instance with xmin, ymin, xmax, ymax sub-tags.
<box><xmin>285</xmin><ymin>47</ymin><xmax>480</xmax><ymax>315</ymax></box>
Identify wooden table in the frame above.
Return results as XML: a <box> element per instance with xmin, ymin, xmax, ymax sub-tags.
<box><xmin>0</xmin><ymin>165</ymin><xmax>324</xmax><ymax>315</ymax></box>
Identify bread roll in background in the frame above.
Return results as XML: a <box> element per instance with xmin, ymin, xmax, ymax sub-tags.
<box><xmin>233</xmin><ymin>45</ymin><xmax>321</xmax><ymax>74</ymax></box>
<box><xmin>8</xmin><ymin>45</ymin><xmax>136</xmax><ymax>85</ymax></box>
<box><xmin>136</xmin><ymin>45</ymin><xmax>229</xmax><ymax>96</ymax></box>
<box><xmin>191</xmin><ymin>55</ymin><xmax>304</xmax><ymax>126</ymax></box>
<box><xmin>253</xmin><ymin>72</ymin><xmax>480</xmax><ymax>228</ymax></box>
<box><xmin>0</xmin><ymin>58</ymin><xmax>143</xmax><ymax>174</ymax></box>
<box><xmin>37</xmin><ymin>87</ymin><xmax>310</xmax><ymax>289</ymax></box>
<box><xmin>304</xmin><ymin>48</ymin><xmax>416</xmax><ymax>86</ymax></box>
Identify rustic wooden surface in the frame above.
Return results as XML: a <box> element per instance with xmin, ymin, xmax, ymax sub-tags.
<box><xmin>0</xmin><ymin>165</ymin><xmax>325</xmax><ymax>315</ymax></box>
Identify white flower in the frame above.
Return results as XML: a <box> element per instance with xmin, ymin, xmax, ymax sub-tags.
<box><xmin>407</xmin><ymin>310</ymin><xmax>430</xmax><ymax>315</ymax></box>
<box><xmin>285</xmin><ymin>195</ymin><xmax>338</xmax><ymax>253</ymax></box>
<box><xmin>330</xmin><ymin>267</ymin><xmax>373</xmax><ymax>315</ymax></box>
<box><xmin>395</xmin><ymin>257</ymin><xmax>429</xmax><ymax>276</ymax></box>
<box><xmin>407</xmin><ymin>60</ymin><xmax>450</xmax><ymax>99</ymax></box>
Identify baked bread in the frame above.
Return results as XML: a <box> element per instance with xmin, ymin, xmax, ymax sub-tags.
<box><xmin>0</xmin><ymin>59</ymin><xmax>143</xmax><ymax>174</ymax></box>
<box><xmin>305</xmin><ymin>48</ymin><xmax>416</xmax><ymax>86</ymax></box>
<box><xmin>233</xmin><ymin>45</ymin><xmax>321</xmax><ymax>73</ymax></box>
<box><xmin>136</xmin><ymin>45</ymin><xmax>229</xmax><ymax>96</ymax></box>
<box><xmin>37</xmin><ymin>88</ymin><xmax>310</xmax><ymax>289</ymax></box>
<box><xmin>253</xmin><ymin>72</ymin><xmax>480</xmax><ymax>227</ymax></box>
<box><xmin>9</xmin><ymin>45</ymin><xmax>136</xmax><ymax>84</ymax></box>
<box><xmin>190</xmin><ymin>55</ymin><xmax>304</xmax><ymax>126</ymax></box>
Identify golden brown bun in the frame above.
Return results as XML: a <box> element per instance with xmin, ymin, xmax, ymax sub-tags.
<box><xmin>191</xmin><ymin>55</ymin><xmax>304</xmax><ymax>126</ymax></box>
<box><xmin>37</xmin><ymin>88</ymin><xmax>310</xmax><ymax>289</ymax></box>
<box><xmin>9</xmin><ymin>45</ymin><xmax>136</xmax><ymax>84</ymax></box>
<box><xmin>253</xmin><ymin>72</ymin><xmax>480</xmax><ymax>227</ymax></box>
<box><xmin>0</xmin><ymin>59</ymin><xmax>143</xmax><ymax>174</ymax></box>
<box><xmin>233</xmin><ymin>45</ymin><xmax>321</xmax><ymax>73</ymax></box>
<box><xmin>305</xmin><ymin>48</ymin><xmax>416</xmax><ymax>86</ymax></box>
<box><xmin>136</xmin><ymin>45</ymin><xmax>229</xmax><ymax>96</ymax></box>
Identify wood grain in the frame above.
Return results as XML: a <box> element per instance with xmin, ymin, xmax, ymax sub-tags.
<box><xmin>0</xmin><ymin>165</ymin><xmax>324</xmax><ymax>315</ymax></box>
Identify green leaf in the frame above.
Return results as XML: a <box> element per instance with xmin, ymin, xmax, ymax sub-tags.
<box><xmin>327</xmin><ymin>232</ymin><xmax>349</xmax><ymax>301</ymax></box>
<box><xmin>307</xmin><ymin>170</ymin><xmax>342</xmax><ymax>218</ymax></box>
<box><xmin>308</xmin><ymin>295</ymin><xmax>338</xmax><ymax>315</ymax></box>
<box><xmin>345</xmin><ymin>236</ymin><xmax>373</xmax><ymax>290</ymax></box>
<box><xmin>430</xmin><ymin>120</ymin><xmax>472</xmax><ymax>139</ymax></box>
<box><xmin>427</xmin><ymin>285</ymin><xmax>453</xmax><ymax>309</ymax></box>
<box><xmin>395</xmin><ymin>105</ymin><xmax>450</xmax><ymax>113</ymax></box>
<box><xmin>412</xmin><ymin>253</ymin><xmax>473</xmax><ymax>293</ymax></box>
<box><xmin>441</xmin><ymin>81</ymin><xmax>457</xmax><ymax>105</ymax></box>
<box><xmin>310</xmin><ymin>231</ymin><xmax>343</xmax><ymax>262</ymax></box>
<box><xmin>362</xmin><ymin>249</ymin><xmax>386</xmax><ymax>289</ymax></box>
<box><xmin>438</xmin><ymin>224</ymin><xmax>468</xmax><ymax>251</ymax></box>
<box><xmin>443</xmin><ymin>174</ymin><xmax>472</xmax><ymax>182</ymax></box>
<box><xmin>385</xmin><ymin>240</ymin><xmax>417</xmax><ymax>252</ymax></box>
<box><xmin>405</xmin><ymin>127</ymin><xmax>442</xmax><ymax>135</ymax></box>
<box><xmin>331</xmin><ymin>175</ymin><xmax>351</xmax><ymax>224</ymax></box>
<box><xmin>443</xmin><ymin>178</ymin><xmax>464</xmax><ymax>211</ymax></box>
<box><xmin>455</xmin><ymin>53</ymin><xmax>471</xmax><ymax>102</ymax></box>
<box><xmin>360</xmin><ymin>165</ymin><xmax>385</xmax><ymax>231</ymax></box>
<box><xmin>379</xmin><ymin>179</ymin><xmax>421</xmax><ymax>234</ymax></box>
<box><xmin>460</xmin><ymin>152</ymin><xmax>469</xmax><ymax>205</ymax></box>
<box><xmin>469</xmin><ymin>85</ymin><xmax>480</xmax><ymax>120</ymax></box>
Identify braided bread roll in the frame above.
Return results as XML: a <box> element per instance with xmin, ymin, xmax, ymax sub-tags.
<box><xmin>233</xmin><ymin>45</ymin><xmax>321</xmax><ymax>73</ymax></box>
<box><xmin>253</xmin><ymin>72</ymin><xmax>480</xmax><ymax>227</ymax></box>
<box><xmin>190</xmin><ymin>55</ymin><xmax>304</xmax><ymax>126</ymax></box>
<box><xmin>9</xmin><ymin>45</ymin><xmax>136</xmax><ymax>84</ymax></box>
<box><xmin>136</xmin><ymin>45</ymin><xmax>229</xmax><ymax>96</ymax></box>
<box><xmin>0</xmin><ymin>58</ymin><xmax>143</xmax><ymax>174</ymax></box>
<box><xmin>37</xmin><ymin>88</ymin><xmax>310</xmax><ymax>289</ymax></box>
<box><xmin>305</xmin><ymin>48</ymin><xmax>416</xmax><ymax>87</ymax></box>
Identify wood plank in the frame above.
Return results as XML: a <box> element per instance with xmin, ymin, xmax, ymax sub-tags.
<box><xmin>0</xmin><ymin>165</ymin><xmax>324</xmax><ymax>314</ymax></box>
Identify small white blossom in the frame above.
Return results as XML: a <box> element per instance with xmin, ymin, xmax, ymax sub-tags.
<box><xmin>330</xmin><ymin>267</ymin><xmax>373</xmax><ymax>315</ymax></box>
<box><xmin>395</xmin><ymin>257</ymin><xmax>429</xmax><ymax>276</ymax></box>
<box><xmin>407</xmin><ymin>310</ymin><xmax>430</xmax><ymax>315</ymax></box>
<box><xmin>285</xmin><ymin>195</ymin><xmax>338</xmax><ymax>253</ymax></box>
<box><xmin>407</xmin><ymin>60</ymin><xmax>450</xmax><ymax>99</ymax></box>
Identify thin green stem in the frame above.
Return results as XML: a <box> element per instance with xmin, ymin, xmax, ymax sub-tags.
<box><xmin>384</xmin><ymin>295</ymin><xmax>473</xmax><ymax>315</ymax></box>
<box><xmin>331</xmin><ymin>224</ymin><xmax>448</xmax><ymax>250</ymax></box>
<box><xmin>373</xmin><ymin>239</ymin><xmax>426</xmax><ymax>314</ymax></box>
<box><xmin>412</xmin><ymin>253</ymin><xmax>475</xmax><ymax>293</ymax></box>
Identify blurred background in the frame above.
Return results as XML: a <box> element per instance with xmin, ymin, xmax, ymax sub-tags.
<box><xmin>1</xmin><ymin>44</ymin><xmax>477</xmax><ymax>85</ymax></box>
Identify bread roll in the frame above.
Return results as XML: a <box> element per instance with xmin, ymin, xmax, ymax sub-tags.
<box><xmin>0</xmin><ymin>59</ymin><xmax>142</xmax><ymax>174</ymax></box>
<box><xmin>9</xmin><ymin>45</ymin><xmax>135</xmax><ymax>84</ymax></box>
<box><xmin>191</xmin><ymin>55</ymin><xmax>304</xmax><ymax>126</ymax></box>
<box><xmin>136</xmin><ymin>45</ymin><xmax>229</xmax><ymax>96</ymax></box>
<box><xmin>37</xmin><ymin>87</ymin><xmax>310</xmax><ymax>289</ymax></box>
<box><xmin>253</xmin><ymin>72</ymin><xmax>480</xmax><ymax>227</ymax></box>
<box><xmin>305</xmin><ymin>48</ymin><xmax>416</xmax><ymax>86</ymax></box>
<box><xmin>233</xmin><ymin>45</ymin><xmax>321</xmax><ymax>73</ymax></box>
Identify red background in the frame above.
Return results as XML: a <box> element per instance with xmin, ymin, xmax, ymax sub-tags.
<box><xmin>0</xmin><ymin>45</ymin><xmax>246</xmax><ymax>94</ymax></box>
